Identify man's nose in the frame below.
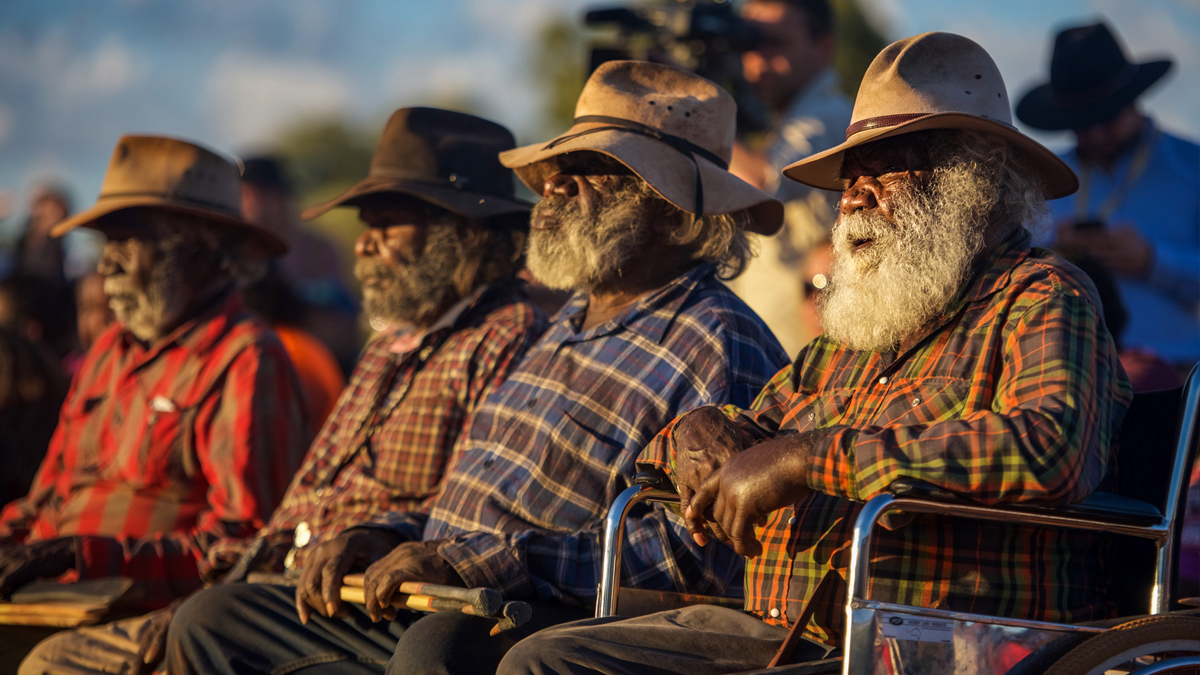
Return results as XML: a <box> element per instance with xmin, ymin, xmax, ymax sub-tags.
<box><xmin>543</xmin><ymin>174</ymin><xmax>580</xmax><ymax>198</ymax></box>
<box><xmin>840</xmin><ymin>178</ymin><xmax>880</xmax><ymax>216</ymax></box>
<box><xmin>355</xmin><ymin>230</ymin><xmax>379</xmax><ymax>258</ymax></box>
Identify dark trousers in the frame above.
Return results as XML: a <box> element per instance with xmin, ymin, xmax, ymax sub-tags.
<box><xmin>165</xmin><ymin>583</ymin><xmax>590</xmax><ymax>675</ymax></box>
<box><xmin>497</xmin><ymin>605</ymin><xmax>836</xmax><ymax>675</ymax></box>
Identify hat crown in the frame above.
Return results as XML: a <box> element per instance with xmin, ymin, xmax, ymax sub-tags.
<box><xmin>850</xmin><ymin>32</ymin><xmax>1012</xmax><ymax>134</ymax></box>
<box><xmin>1049</xmin><ymin>23</ymin><xmax>1133</xmax><ymax>96</ymax></box>
<box><xmin>99</xmin><ymin>135</ymin><xmax>242</xmax><ymax>218</ymax></box>
<box><xmin>369</xmin><ymin>107</ymin><xmax>518</xmax><ymax>199</ymax></box>
<box><xmin>575</xmin><ymin>60</ymin><xmax>735</xmax><ymax>163</ymax></box>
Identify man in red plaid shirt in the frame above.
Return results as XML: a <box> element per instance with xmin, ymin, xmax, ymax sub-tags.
<box><xmin>19</xmin><ymin>109</ymin><xmax>547</xmax><ymax>675</ymax></box>
<box><xmin>0</xmin><ymin>135</ymin><xmax>312</xmax><ymax>668</ymax></box>
<box><xmin>500</xmin><ymin>33</ymin><xmax>1131</xmax><ymax>675</ymax></box>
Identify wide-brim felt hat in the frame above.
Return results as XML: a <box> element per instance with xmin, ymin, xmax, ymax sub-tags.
<box><xmin>302</xmin><ymin>108</ymin><xmax>530</xmax><ymax>223</ymax></box>
<box><xmin>499</xmin><ymin>60</ymin><xmax>784</xmax><ymax>236</ymax></box>
<box><xmin>52</xmin><ymin>135</ymin><xmax>288</xmax><ymax>256</ymax></box>
<box><xmin>784</xmin><ymin>32</ymin><xmax>1079</xmax><ymax>200</ymax></box>
<box><xmin>1016</xmin><ymin>22</ymin><xmax>1172</xmax><ymax>131</ymax></box>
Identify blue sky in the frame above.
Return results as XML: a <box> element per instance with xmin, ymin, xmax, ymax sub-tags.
<box><xmin>0</xmin><ymin>0</ymin><xmax>1196</xmax><ymax>220</ymax></box>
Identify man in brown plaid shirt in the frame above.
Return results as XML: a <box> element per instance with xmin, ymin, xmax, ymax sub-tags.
<box><xmin>21</xmin><ymin>108</ymin><xmax>547</xmax><ymax>675</ymax></box>
<box><xmin>500</xmin><ymin>33</ymin><xmax>1131</xmax><ymax>675</ymax></box>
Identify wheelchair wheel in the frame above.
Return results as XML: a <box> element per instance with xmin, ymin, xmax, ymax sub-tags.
<box><xmin>1043</xmin><ymin>615</ymin><xmax>1200</xmax><ymax>675</ymax></box>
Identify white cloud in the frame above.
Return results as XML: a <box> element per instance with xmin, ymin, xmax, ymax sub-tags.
<box><xmin>58</xmin><ymin>37</ymin><xmax>147</xmax><ymax>103</ymax></box>
<box><xmin>203</xmin><ymin>50</ymin><xmax>355</xmax><ymax>150</ymax></box>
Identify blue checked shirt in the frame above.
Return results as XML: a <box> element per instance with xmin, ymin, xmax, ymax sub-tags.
<box><xmin>368</xmin><ymin>263</ymin><xmax>789</xmax><ymax>604</ymax></box>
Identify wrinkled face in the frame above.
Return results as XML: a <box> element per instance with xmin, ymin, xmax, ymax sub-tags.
<box><xmin>526</xmin><ymin>152</ymin><xmax>660</xmax><ymax>292</ymax></box>
<box><xmin>819</xmin><ymin>135</ymin><xmax>995</xmax><ymax>351</ymax></box>
<box><xmin>741</xmin><ymin>1</ymin><xmax>825</xmax><ymax>107</ymax></box>
<box><xmin>354</xmin><ymin>196</ymin><xmax>465</xmax><ymax>330</ymax></box>
<box><xmin>95</xmin><ymin>215</ymin><xmax>189</xmax><ymax>342</ymax></box>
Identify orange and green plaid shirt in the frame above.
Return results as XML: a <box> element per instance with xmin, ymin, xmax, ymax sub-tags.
<box><xmin>641</xmin><ymin>229</ymin><xmax>1132</xmax><ymax>644</ymax></box>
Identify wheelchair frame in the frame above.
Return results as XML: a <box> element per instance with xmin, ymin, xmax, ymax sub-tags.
<box><xmin>597</xmin><ymin>366</ymin><xmax>1200</xmax><ymax>675</ymax></box>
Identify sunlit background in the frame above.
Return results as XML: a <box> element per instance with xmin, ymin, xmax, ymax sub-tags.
<box><xmin>1</xmin><ymin>0</ymin><xmax>1197</xmax><ymax>275</ymax></box>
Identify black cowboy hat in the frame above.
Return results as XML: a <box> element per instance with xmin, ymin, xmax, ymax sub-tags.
<box><xmin>1016</xmin><ymin>22</ymin><xmax>1173</xmax><ymax>132</ymax></box>
<box><xmin>302</xmin><ymin>107</ymin><xmax>530</xmax><ymax>224</ymax></box>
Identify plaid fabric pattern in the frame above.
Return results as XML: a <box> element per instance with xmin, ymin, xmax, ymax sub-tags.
<box><xmin>0</xmin><ymin>294</ymin><xmax>311</xmax><ymax>609</ymax></box>
<box><xmin>641</xmin><ymin>231</ymin><xmax>1132</xmax><ymax>644</ymax></box>
<box><xmin>370</xmin><ymin>263</ymin><xmax>790</xmax><ymax>605</ymax></box>
<box><xmin>201</xmin><ymin>283</ymin><xmax>547</xmax><ymax>577</ymax></box>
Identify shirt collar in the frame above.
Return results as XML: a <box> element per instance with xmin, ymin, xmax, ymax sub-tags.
<box><xmin>388</xmin><ymin>285</ymin><xmax>488</xmax><ymax>354</ymax></box>
<box><xmin>554</xmin><ymin>263</ymin><xmax>719</xmax><ymax>345</ymax></box>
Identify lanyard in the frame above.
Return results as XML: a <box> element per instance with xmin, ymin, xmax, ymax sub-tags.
<box><xmin>1075</xmin><ymin>126</ymin><xmax>1160</xmax><ymax>223</ymax></box>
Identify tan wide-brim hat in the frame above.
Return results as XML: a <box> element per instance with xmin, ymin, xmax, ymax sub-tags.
<box><xmin>53</xmin><ymin>135</ymin><xmax>287</xmax><ymax>256</ymax></box>
<box><xmin>784</xmin><ymin>32</ymin><xmax>1078</xmax><ymax>200</ymax></box>
<box><xmin>500</xmin><ymin>60</ymin><xmax>783</xmax><ymax>236</ymax></box>
<box><xmin>301</xmin><ymin>107</ymin><xmax>530</xmax><ymax>223</ymax></box>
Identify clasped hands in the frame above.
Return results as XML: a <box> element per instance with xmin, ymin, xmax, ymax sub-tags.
<box><xmin>0</xmin><ymin>537</ymin><xmax>76</xmax><ymax>599</ymax></box>
<box><xmin>673</xmin><ymin>407</ymin><xmax>812</xmax><ymax>558</ymax></box>
<box><xmin>295</xmin><ymin>529</ymin><xmax>463</xmax><ymax>624</ymax></box>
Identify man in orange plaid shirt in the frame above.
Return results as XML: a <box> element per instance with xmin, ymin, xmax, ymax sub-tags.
<box><xmin>500</xmin><ymin>32</ymin><xmax>1131</xmax><ymax>675</ymax></box>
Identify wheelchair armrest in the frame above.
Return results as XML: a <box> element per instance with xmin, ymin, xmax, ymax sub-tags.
<box><xmin>888</xmin><ymin>478</ymin><xmax>1164</xmax><ymax>527</ymax></box>
<box><xmin>633</xmin><ymin>469</ymin><xmax>677</xmax><ymax>494</ymax></box>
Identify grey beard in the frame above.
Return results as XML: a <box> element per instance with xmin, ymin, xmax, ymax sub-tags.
<box><xmin>526</xmin><ymin>179</ymin><xmax>654</xmax><ymax>292</ymax></box>
<box><xmin>819</xmin><ymin>163</ymin><xmax>997</xmax><ymax>352</ymax></box>
<box><xmin>104</xmin><ymin>250</ymin><xmax>187</xmax><ymax>342</ymax></box>
<box><xmin>355</xmin><ymin>222</ymin><xmax>464</xmax><ymax>329</ymax></box>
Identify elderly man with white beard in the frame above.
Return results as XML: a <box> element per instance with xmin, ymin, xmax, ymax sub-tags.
<box><xmin>497</xmin><ymin>33</ymin><xmax>1132</xmax><ymax>675</ymax></box>
<box><xmin>165</xmin><ymin>61</ymin><xmax>791</xmax><ymax>675</ymax></box>
<box><xmin>0</xmin><ymin>136</ymin><xmax>311</xmax><ymax>670</ymax></box>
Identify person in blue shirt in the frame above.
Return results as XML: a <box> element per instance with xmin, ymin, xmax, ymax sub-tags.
<box><xmin>1017</xmin><ymin>21</ymin><xmax>1199</xmax><ymax>368</ymax></box>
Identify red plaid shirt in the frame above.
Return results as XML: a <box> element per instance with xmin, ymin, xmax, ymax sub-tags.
<box><xmin>0</xmin><ymin>294</ymin><xmax>311</xmax><ymax>609</ymax></box>
<box><xmin>643</xmin><ymin>231</ymin><xmax>1132</xmax><ymax>643</ymax></box>
<box><xmin>201</xmin><ymin>283</ymin><xmax>546</xmax><ymax>577</ymax></box>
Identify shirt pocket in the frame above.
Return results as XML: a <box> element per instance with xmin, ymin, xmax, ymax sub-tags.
<box><xmin>874</xmin><ymin>377</ymin><xmax>970</xmax><ymax>427</ymax></box>
<box><xmin>788</xmin><ymin>390</ymin><xmax>853</xmax><ymax>433</ymax></box>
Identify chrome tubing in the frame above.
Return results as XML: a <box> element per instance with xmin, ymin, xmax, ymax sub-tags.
<box><xmin>1154</xmin><ymin>365</ymin><xmax>1200</xmax><ymax>614</ymax></box>
<box><xmin>596</xmin><ymin>485</ymin><xmax>679</xmax><ymax>618</ymax></box>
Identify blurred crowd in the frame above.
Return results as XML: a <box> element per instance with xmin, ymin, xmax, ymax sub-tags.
<box><xmin>0</xmin><ymin>3</ymin><xmax>1195</xmax><ymax>674</ymax></box>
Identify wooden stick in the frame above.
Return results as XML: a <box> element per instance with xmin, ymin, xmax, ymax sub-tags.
<box><xmin>339</xmin><ymin>587</ymin><xmax>467</xmax><ymax>614</ymax></box>
<box><xmin>341</xmin><ymin>575</ymin><xmax>503</xmax><ymax>616</ymax></box>
<box><xmin>489</xmin><ymin>602</ymin><xmax>533</xmax><ymax>635</ymax></box>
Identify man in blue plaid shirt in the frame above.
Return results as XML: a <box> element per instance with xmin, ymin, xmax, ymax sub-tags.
<box><xmin>166</xmin><ymin>61</ymin><xmax>790</xmax><ymax>675</ymax></box>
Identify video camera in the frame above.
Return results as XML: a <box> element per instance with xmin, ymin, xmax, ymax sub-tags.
<box><xmin>584</xmin><ymin>0</ymin><xmax>770</xmax><ymax>134</ymax></box>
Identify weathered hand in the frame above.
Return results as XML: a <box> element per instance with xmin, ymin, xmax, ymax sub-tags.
<box><xmin>0</xmin><ymin>538</ymin><xmax>75</xmax><ymax>598</ymax></box>
<box><xmin>361</xmin><ymin>539</ymin><xmax>464</xmax><ymax>622</ymax></box>
<box><xmin>686</xmin><ymin>435</ymin><xmax>812</xmax><ymax>558</ymax></box>
<box><xmin>135</xmin><ymin>600</ymin><xmax>184</xmax><ymax>671</ymax></box>
<box><xmin>672</xmin><ymin>406</ymin><xmax>756</xmax><ymax>544</ymax></box>
<box><xmin>294</xmin><ymin>528</ymin><xmax>403</xmax><ymax>624</ymax></box>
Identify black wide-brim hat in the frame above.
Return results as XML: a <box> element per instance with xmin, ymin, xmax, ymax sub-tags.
<box><xmin>302</xmin><ymin>108</ymin><xmax>530</xmax><ymax>223</ymax></box>
<box><xmin>1016</xmin><ymin>22</ymin><xmax>1173</xmax><ymax>132</ymax></box>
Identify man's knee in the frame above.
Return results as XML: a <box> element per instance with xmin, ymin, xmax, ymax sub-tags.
<box><xmin>387</xmin><ymin>611</ymin><xmax>505</xmax><ymax>675</ymax></box>
<box><xmin>497</xmin><ymin>628</ymin><xmax>576</xmax><ymax>675</ymax></box>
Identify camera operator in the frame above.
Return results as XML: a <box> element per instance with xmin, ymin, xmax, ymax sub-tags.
<box><xmin>726</xmin><ymin>0</ymin><xmax>851</xmax><ymax>356</ymax></box>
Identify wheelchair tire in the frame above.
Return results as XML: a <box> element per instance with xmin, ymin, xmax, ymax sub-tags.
<box><xmin>1042</xmin><ymin>615</ymin><xmax>1200</xmax><ymax>675</ymax></box>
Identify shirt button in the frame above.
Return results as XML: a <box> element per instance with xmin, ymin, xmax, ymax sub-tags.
<box><xmin>878</xmin><ymin>376</ymin><xmax>889</xmax><ymax>385</ymax></box>
<box><xmin>769</xmin><ymin>607</ymin><xmax>781</xmax><ymax>618</ymax></box>
<box><xmin>912</xmin><ymin>397</ymin><xmax>921</xmax><ymax>407</ymax></box>
<box><xmin>526</xmin><ymin>399</ymin><xmax>536</xmax><ymax>408</ymax></box>
<box><xmin>484</xmin><ymin>459</ymin><xmax>495</xmax><ymax>469</ymax></box>
<box><xmin>807</xmin><ymin>413</ymin><xmax>814</xmax><ymax>421</ymax></box>
<box><xmin>788</xmin><ymin>516</ymin><xmax>797</xmax><ymax>525</ymax></box>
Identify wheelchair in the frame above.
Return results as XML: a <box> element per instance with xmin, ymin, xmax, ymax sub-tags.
<box><xmin>597</xmin><ymin>366</ymin><xmax>1200</xmax><ymax>675</ymax></box>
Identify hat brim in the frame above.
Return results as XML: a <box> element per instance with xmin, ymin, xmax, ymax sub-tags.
<box><xmin>301</xmin><ymin>177</ymin><xmax>531</xmax><ymax>222</ymax></box>
<box><xmin>1015</xmin><ymin>61</ymin><xmax>1172</xmax><ymax>131</ymax></box>
<box><xmin>498</xmin><ymin>123</ymin><xmax>783</xmax><ymax>236</ymax></box>
<box><xmin>51</xmin><ymin>196</ymin><xmax>288</xmax><ymax>257</ymax></box>
<box><xmin>782</xmin><ymin>112</ymin><xmax>1079</xmax><ymax>200</ymax></box>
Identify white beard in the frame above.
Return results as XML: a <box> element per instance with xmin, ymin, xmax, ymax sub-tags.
<box><xmin>819</xmin><ymin>163</ymin><xmax>998</xmax><ymax>352</ymax></box>
<box><xmin>526</xmin><ymin>179</ymin><xmax>653</xmax><ymax>292</ymax></box>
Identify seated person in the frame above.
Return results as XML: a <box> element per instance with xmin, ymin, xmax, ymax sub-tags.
<box><xmin>499</xmin><ymin>32</ymin><xmax>1131</xmax><ymax>675</ymax></box>
<box><xmin>0</xmin><ymin>135</ymin><xmax>311</xmax><ymax>663</ymax></box>
<box><xmin>164</xmin><ymin>60</ymin><xmax>792</xmax><ymax>675</ymax></box>
<box><xmin>19</xmin><ymin>108</ymin><xmax>547</xmax><ymax>675</ymax></box>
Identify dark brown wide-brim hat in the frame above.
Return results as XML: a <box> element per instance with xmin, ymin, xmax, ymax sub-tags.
<box><xmin>52</xmin><ymin>135</ymin><xmax>287</xmax><ymax>256</ymax></box>
<box><xmin>302</xmin><ymin>108</ymin><xmax>530</xmax><ymax>222</ymax></box>
<box><xmin>1016</xmin><ymin>22</ymin><xmax>1172</xmax><ymax>132</ymax></box>
<box><xmin>784</xmin><ymin>32</ymin><xmax>1079</xmax><ymax>200</ymax></box>
<box><xmin>499</xmin><ymin>60</ymin><xmax>784</xmax><ymax>236</ymax></box>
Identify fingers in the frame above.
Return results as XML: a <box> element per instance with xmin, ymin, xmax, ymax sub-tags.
<box><xmin>726</xmin><ymin>508</ymin><xmax>764</xmax><ymax>558</ymax></box>
<box><xmin>320</xmin><ymin>552</ymin><xmax>354</xmax><ymax>619</ymax></box>
<box><xmin>139</xmin><ymin>613</ymin><xmax>169</xmax><ymax>665</ymax></box>
<box><xmin>295</xmin><ymin>563</ymin><xmax>319</xmax><ymax>624</ymax></box>
<box><xmin>685</xmin><ymin>474</ymin><xmax>720</xmax><ymax>546</ymax></box>
<box><xmin>362</xmin><ymin>555</ymin><xmax>404</xmax><ymax>623</ymax></box>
